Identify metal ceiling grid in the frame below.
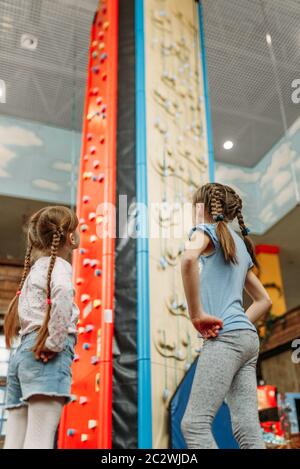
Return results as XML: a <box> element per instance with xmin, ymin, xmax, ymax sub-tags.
<box><xmin>0</xmin><ymin>0</ymin><xmax>98</xmax><ymax>129</ymax></box>
<box><xmin>202</xmin><ymin>0</ymin><xmax>300</xmax><ymax>167</ymax></box>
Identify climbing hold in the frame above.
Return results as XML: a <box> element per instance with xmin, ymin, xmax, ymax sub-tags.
<box><xmin>93</xmin><ymin>160</ymin><xmax>100</xmax><ymax>169</ymax></box>
<box><xmin>88</xmin><ymin>419</ymin><xmax>98</xmax><ymax>429</ymax></box>
<box><xmin>73</xmin><ymin>354</ymin><xmax>80</xmax><ymax>362</ymax></box>
<box><xmin>85</xmin><ymin>325</ymin><xmax>94</xmax><ymax>333</ymax></box>
<box><xmin>92</xmin><ymin>66</ymin><xmax>100</xmax><ymax>74</ymax></box>
<box><xmin>70</xmin><ymin>394</ymin><xmax>77</xmax><ymax>402</ymax></box>
<box><xmin>98</xmin><ymin>31</ymin><xmax>104</xmax><ymax>40</ymax></box>
<box><xmin>79</xmin><ymin>248</ymin><xmax>87</xmax><ymax>254</ymax></box>
<box><xmin>100</xmin><ymin>53</ymin><xmax>108</xmax><ymax>63</ymax></box>
<box><xmin>98</xmin><ymin>42</ymin><xmax>105</xmax><ymax>50</ymax></box>
<box><xmin>81</xmin><ymin>294</ymin><xmax>91</xmax><ymax>303</ymax></box>
<box><xmin>83</xmin><ymin>258</ymin><xmax>91</xmax><ymax>267</ymax></box>
<box><xmin>91</xmin><ymin>356</ymin><xmax>99</xmax><ymax>365</ymax></box>
<box><xmin>78</xmin><ymin>326</ymin><xmax>85</xmax><ymax>334</ymax></box>
<box><xmin>102</xmin><ymin>73</ymin><xmax>107</xmax><ymax>81</ymax></box>
<box><xmin>159</xmin><ymin>257</ymin><xmax>168</xmax><ymax>270</ymax></box>
<box><xmin>95</xmin><ymin>269</ymin><xmax>102</xmax><ymax>277</ymax></box>
<box><xmin>96</xmin><ymin>215</ymin><xmax>104</xmax><ymax>224</ymax></box>
<box><xmin>92</xmin><ymin>51</ymin><xmax>98</xmax><ymax>59</ymax></box>
<box><xmin>90</xmin><ymin>259</ymin><xmax>98</xmax><ymax>268</ymax></box>
<box><xmin>83</xmin><ymin>154</ymin><xmax>89</xmax><ymax>162</ymax></box>
<box><xmin>90</xmin><ymin>146</ymin><xmax>96</xmax><ymax>155</ymax></box>
<box><xmin>103</xmin><ymin>21</ymin><xmax>109</xmax><ymax>30</ymax></box>
<box><xmin>90</xmin><ymin>235</ymin><xmax>97</xmax><ymax>243</ymax></box>
<box><xmin>81</xmin><ymin>434</ymin><xmax>88</xmax><ymax>442</ymax></box>
<box><xmin>162</xmin><ymin>388</ymin><xmax>170</xmax><ymax>402</ymax></box>
<box><xmin>92</xmin><ymin>40</ymin><xmax>98</xmax><ymax>48</ymax></box>
<box><xmin>96</xmin><ymin>96</ymin><xmax>102</xmax><ymax>105</ymax></box>
<box><xmin>99</xmin><ymin>135</ymin><xmax>105</xmax><ymax>144</ymax></box>
<box><xmin>88</xmin><ymin>212</ymin><xmax>96</xmax><ymax>221</ymax></box>
<box><xmin>79</xmin><ymin>396</ymin><xmax>88</xmax><ymax>405</ymax></box>
<box><xmin>67</xmin><ymin>428</ymin><xmax>76</xmax><ymax>437</ymax></box>
<box><xmin>76</xmin><ymin>277</ymin><xmax>84</xmax><ymax>285</ymax></box>
<box><xmin>93</xmin><ymin>299</ymin><xmax>102</xmax><ymax>309</ymax></box>
<box><xmin>80</xmin><ymin>224</ymin><xmax>88</xmax><ymax>232</ymax></box>
<box><xmin>83</xmin><ymin>171</ymin><xmax>92</xmax><ymax>180</ymax></box>
<box><xmin>83</xmin><ymin>343</ymin><xmax>90</xmax><ymax>350</ymax></box>
<box><xmin>83</xmin><ymin>195</ymin><xmax>90</xmax><ymax>204</ymax></box>
<box><xmin>87</xmin><ymin>133</ymin><xmax>93</xmax><ymax>141</ymax></box>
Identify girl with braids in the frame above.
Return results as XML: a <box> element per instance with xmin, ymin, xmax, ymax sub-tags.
<box><xmin>181</xmin><ymin>182</ymin><xmax>272</xmax><ymax>449</ymax></box>
<box><xmin>3</xmin><ymin>206</ymin><xmax>80</xmax><ymax>449</ymax></box>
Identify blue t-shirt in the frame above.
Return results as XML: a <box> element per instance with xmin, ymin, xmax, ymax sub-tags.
<box><xmin>188</xmin><ymin>222</ymin><xmax>256</xmax><ymax>335</ymax></box>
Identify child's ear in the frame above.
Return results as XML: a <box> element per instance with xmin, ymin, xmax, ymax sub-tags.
<box><xmin>69</xmin><ymin>232</ymin><xmax>75</xmax><ymax>246</ymax></box>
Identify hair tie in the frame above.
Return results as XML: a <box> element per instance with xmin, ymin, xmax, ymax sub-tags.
<box><xmin>213</xmin><ymin>214</ymin><xmax>224</xmax><ymax>222</ymax></box>
<box><xmin>242</xmin><ymin>227</ymin><xmax>250</xmax><ymax>236</ymax></box>
<box><xmin>16</xmin><ymin>290</ymin><xmax>21</xmax><ymax>296</ymax></box>
<box><xmin>46</xmin><ymin>298</ymin><xmax>52</xmax><ymax>305</ymax></box>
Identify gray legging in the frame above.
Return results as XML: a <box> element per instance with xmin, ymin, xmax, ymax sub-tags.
<box><xmin>181</xmin><ymin>330</ymin><xmax>265</xmax><ymax>449</ymax></box>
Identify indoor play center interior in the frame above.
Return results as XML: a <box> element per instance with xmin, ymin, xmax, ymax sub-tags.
<box><xmin>0</xmin><ymin>0</ymin><xmax>300</xmax><ymax>450</ymax></box>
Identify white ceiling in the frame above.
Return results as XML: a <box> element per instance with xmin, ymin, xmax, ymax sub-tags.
<box><xmin>0</xmin><ymin>0</ymin><xmax>98</xmax><ymax>130</ymax></box>
<box><xmin>202</xmin><ymin>0</ymin><xmax>300</xmax><ymax>167</ymax></box>
<box><xmin>0</xmin><ymin>0</ymin><xmax>299</xmax><ymax>167</ymax></box>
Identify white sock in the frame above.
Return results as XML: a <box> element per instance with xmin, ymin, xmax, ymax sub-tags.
<box><xmin>23</xmin><ymin>396</ymin><xmax>65</xmax><ymax>449</ymax></box>
<box><xmin>4</xmin><ymin>406</ymin><xmax>28</xmax><ymax>449</ymax></box>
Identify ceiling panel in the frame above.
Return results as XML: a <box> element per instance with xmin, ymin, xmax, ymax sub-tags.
<box><xmin>0</xmin><ymin>0</ymin><xmax>98</xmax><ymax>130</ymax></box>
<box><xmin>202</xmin><ymin>0</ymin><xmax>300</xmax><ymax>167</ymax></box>
<box><xmin>0</xmin><ymin>0</ymin><xmax>299</xmax><ymax>167</ymax></box>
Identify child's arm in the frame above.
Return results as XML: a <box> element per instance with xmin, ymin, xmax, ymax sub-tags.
<box><xmin>244</xmin><ymin>269</ymin><xmax>272</xmax><ymax>323</ymax></box>
<box><xmin>181</xmin><ymin>230</ymin><xmax>223</xmax><ymax>338</ymax></box>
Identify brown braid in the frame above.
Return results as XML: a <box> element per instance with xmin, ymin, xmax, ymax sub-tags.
<box><xmin>4</xmin><ymin>243</ymin><xmax>33</xmax><ymax>347</ymax></box>
<box><xmin>210</xmin><ymin>186</ymin><xmax>225</xmax><ymax>221</ymax></box>
<box><xmin>192</xmin><ymin>182</ymin><xmax>258</xmax><ymax>266</ymax></box>
<box><xmin>236</xmin><ymin>198</ymin><xmax>259</xmax><ymax>268</ymax></box>
<box><xmin>18</xmin><ymin>243</ymin><xmax>33</xmax><ymax>291</ymax></box>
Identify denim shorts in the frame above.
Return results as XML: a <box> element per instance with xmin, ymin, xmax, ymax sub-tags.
<box><xmin>5</xmin><ymin>331</ymin><xmax>77</xmax><ymax>409</ymax></box>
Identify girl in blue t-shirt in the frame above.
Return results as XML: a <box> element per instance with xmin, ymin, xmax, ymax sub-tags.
<box><xmin>181</xmin><ymin>182</ymin><xmax>271</xmax><ymax>449</ymax></box>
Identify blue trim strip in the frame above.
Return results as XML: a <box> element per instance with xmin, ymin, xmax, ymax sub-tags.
<box><xmin>135</xmin><ymin>0</ymin><xmax>153</xmax><ymax>449</ymax></box>
<box><xmin>198</xmin><ymin>1</ymin><xmax>215</xmax><ymax>182</ymax></box>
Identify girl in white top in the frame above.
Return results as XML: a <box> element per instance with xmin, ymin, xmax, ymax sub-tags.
<box><xmin>3</xmin><ymin>206</ymin><xmax>80</xmax><ymax>449</ymax></box>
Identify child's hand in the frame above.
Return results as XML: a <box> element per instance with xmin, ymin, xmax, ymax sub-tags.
<box><xmin>35</xmin><ymin>347</ymin><xmax>57</xmax><ymax>363</ymax></box>
<box><xmin>192</xmin><ymin>313</ymin><xmax>223</xmax><ymax>339</ymax></box>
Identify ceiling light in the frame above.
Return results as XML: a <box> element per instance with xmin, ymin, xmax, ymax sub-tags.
<box><xmin>223</xmin><ymin>140</ymin><xmax>234</xmax><ymax>150</ymax></box>
<box><xmin>266</xmin><ymin>34</ymin><xmax>272</xmax><ymax>45</ymax></box>
<box><xmin>20</xmin><ymin>33</ymin><xmax>38</xmax><ymax>51</ymax></box>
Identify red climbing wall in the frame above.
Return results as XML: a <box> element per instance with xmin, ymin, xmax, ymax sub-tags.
<box><xmin>58</xmin><ymin>0</ymin><xmax>118</xmax><ymax>449</ymax></box>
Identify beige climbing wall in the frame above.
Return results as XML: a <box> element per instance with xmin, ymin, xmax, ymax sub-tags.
<box><xmin>144</xmin><ymin>0</ymin><xmax>210</xmax><ymax>448</ymax></box>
